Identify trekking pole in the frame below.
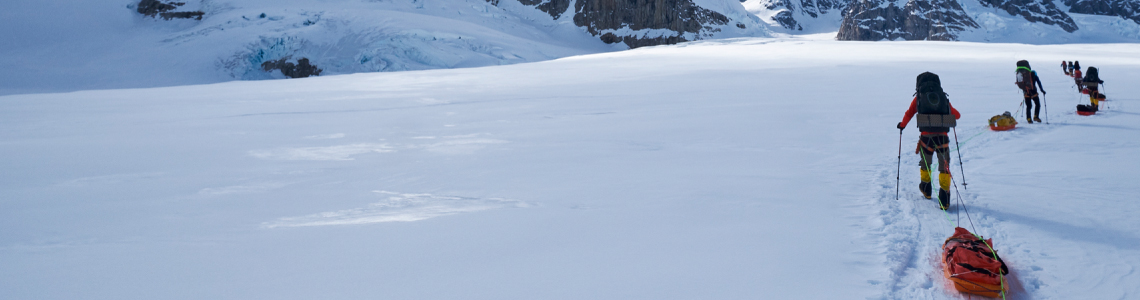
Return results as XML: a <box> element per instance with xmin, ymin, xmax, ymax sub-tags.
<box><xmin>953</xmin><ymin>128</ymin><xmax>967</xmax><ymax>190</ymax></box>
<box><xmin>896</xmin><ymin>128</ymin><xmax>903</xmax><ymax>200</ymax></box>
<box><xmin>1043</xmin><ymin>93</ymin><xmax>1050</xmax><ymax>124</ymax></box>
<box><xmin>1015</xmin><ymin>100</ymin><xmax>1024</xmax><ymax>118</ymax></box>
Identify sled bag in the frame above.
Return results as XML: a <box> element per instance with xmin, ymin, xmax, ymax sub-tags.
<box><xmin>988</xmin><ymin>114</ymin><xmax>1017</xmax><ymax>130</ymax></box>
<box><xmin>943</xmin><ymin>227</ymin><xmax>1008</xmax><ymax>298</ymax></box>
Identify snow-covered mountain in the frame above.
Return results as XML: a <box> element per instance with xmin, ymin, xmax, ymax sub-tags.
<box><xmin>0</xmin><ymin>0</ymin><xmax>768</xmax><ymax>95</ymax></box>
<box><xmin>744</xmin><ymin>0</ymin><xmax>1140</xmax><ymax>42</ymax></box>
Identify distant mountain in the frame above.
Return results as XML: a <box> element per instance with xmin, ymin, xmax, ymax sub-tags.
<box><xmin>744</xmin><ymin>0</ymin><xmax>1140</xmax><ymax>42</ymax></box>
<box><xmin>0</xmin><ymin>0</ymin><xmax>767</xmax><ymax>95</ymax></box>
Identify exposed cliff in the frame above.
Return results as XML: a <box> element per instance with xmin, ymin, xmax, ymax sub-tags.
<box><xmin>492</xmin><ymin>0</ymin><xmax>765</xmax><ymax>48</ymax></box>
<box><xmin>837</xmin><ymin>0</ymin><xmax>978</xmax><ymax>41</ymax></box>
<box><xmin>749</xmin><ymin>0</ymin><xmax>1140</xmax><ymax>41</ymax></box>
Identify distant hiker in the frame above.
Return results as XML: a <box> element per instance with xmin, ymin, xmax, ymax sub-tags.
<box><xmin>1015</xmin><ymin>60</ymin><xmax>1046</xmax><ymax>123</ymax></box>
<box><xmin>1062</xmin><ymin>61</ymin><xmax>1070</xmax><ymax>76</ymax></box>
<box><xmin>1082</xmin><ymin>66</ymin><xmax>1105</xmax><ymax>110</ymax></box>
<box><xmin>897</xmin><ymin>72</ymin><xmax>961</xmax><ymax>209</ymax></box>
<box><xmin>1072</xmin><ymin>61</ymin><xmax>1083</xmax><ymax>91</ymax></box>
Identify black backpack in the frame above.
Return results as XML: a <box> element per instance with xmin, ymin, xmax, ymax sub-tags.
<box><xmin>1016</xmin><ymin>60</ymin><xmax>1030</xmax><ymax>69</ymax></box>
<box><xmin>914</xmin><ymin>72</ymin><xmax>954</xmax><ymax>132</ymax></box>
<box><xmin>1084</xmin><ymin>67</ymin><xmax>1100</xmax><ymax>83</ymax></box>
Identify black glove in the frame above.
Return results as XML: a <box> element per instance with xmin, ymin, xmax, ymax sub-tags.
<box><xmin>897</xmin><ymin>122</ymin><xmax>905</xmax><ymax>130</ymax></box>
<box><xmin>1042</xmin><ymin>90</ymin><xmax>1047</xmax><ymax>95</ymax></box>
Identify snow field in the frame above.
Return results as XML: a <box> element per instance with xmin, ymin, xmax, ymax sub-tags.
<box><xmin>1</xmin><ymin>38</ymin><xmax>1139</xmax><ymax>299</ymax></box>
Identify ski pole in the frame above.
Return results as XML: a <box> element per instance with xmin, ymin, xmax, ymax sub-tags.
<box><xmin>1015</xmin><ymin>99</ymin><xmax>1024</xmax><ymax>119</ymax></box>
<box><xmin>896</xmin><ymin>128</ymin><xmax>903</xmax><ymax>201</ymax></box>
<box><xmin>953</xmin><ymin>128</ymin><xmax>967</xmax><ymax>190</ymax></box>
<box><xmin>1042</xmin><ymin>93</ymin><xmax>1049</xmax><ymax>124</ymax></box>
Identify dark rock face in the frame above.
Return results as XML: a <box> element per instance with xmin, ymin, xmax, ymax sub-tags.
<box><xmin>837</xmin><ymin>0</ymin><xmax>979</xmax><ymax>40</ymax></box>
<box><xmin>571</xmin><ymin>0</ymin><xmax>730</xmax><ymax>48</ymax></box>
<box><xmin>491</xmin><ymin>0</ymin><xmax>739</xmax><ymax>48</ymax></box>
<box><xmin>978</xmin><ymin>0</ymin><xmax>1077</xmax><ymax>32</ymax></box>
<box><xmin>136</xmin><ymin>0</ymin><xmax>205</xmax><ymax>20</ymax></box>
<box><xmin>1065</xmin><ymin>0</ymin><xmax>1140</xmax><ymax>25</ymax></box>
<box><xmin>772</xmin><ymin>10</ymin><xmax>803</xmax><ymax>30</ymax></box>
<box><xmin>261</xmin><ymin>58</ymin><xmax>323</xmax><ymax>78</ymax></box>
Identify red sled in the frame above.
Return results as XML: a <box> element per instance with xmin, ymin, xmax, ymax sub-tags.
<box><xmin>1077</xmin><ymin>104</ymin><xmax>1097</xmax><ymax>116</ymax></box>
<box><xmin>943</xmin><ymin>227</ymin><xmax>1009</xmax><ymax>298</ymax></box>
<box><xmin>989</xmin><ymin>124</ymin><xmax>1016</xmax><ymax>131</ymax></box>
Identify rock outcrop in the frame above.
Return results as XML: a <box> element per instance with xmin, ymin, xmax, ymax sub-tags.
<box><xmin>977</xmin><ymin>0</ymin><xmax>1077</xmax><ymax>32</ymax></box>
<box><xmin>828</xmin><ymin>0</ymin><xmax>1140</xmax><ymax>40</ymax></box>
<box><xmin>261</xmin><ymin>57</ymin><xmax>322</xmax><ymax>78</ymax></box>
<box><xmin>1065</xmin><ymin>0</ymin><xmax>1140</xmax><ymax>25</ymax></box>
<box><xmin>516</xmin><ymin>0</ymin><xmax>573</xmax><ymax>19</ymax></box>
<box><xmin>837</xmin><ymin>0</ymin><xmax>979</xmax><ymax>40</ymax></box>
<box><xmin>491</xmin><ymin>0</ymin><xmax>743</xmax><ymax>48</ymax></box>
<box><xmin>136</xmin><ymin>0</ymin><xmax>205</xmax><ymax>20</ymax></box>
<box><xmin>571</xmin><ymin>0</ymin><xmax>731</xmax><ymax>48</ymax></box>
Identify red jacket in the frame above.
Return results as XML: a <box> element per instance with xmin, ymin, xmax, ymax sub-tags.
<box><xmin>900</xmin><ymin>97</ymin><xmax>961</xmax><ymax>135</ymax></box>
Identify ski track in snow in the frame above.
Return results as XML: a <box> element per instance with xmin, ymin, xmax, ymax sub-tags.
<box><xmin>868</xmin><ymin>122</ymin><xmax>1025</xmax><ymax>299</ymax></box>
<box><xmin>867</xmin><ymin>99</ymin><xmax>1138</xmax><ymax>299</ymax></box>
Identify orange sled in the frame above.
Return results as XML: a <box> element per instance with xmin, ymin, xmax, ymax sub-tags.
<box><xmin>989</xmin><ymin>124</ymin><xmax>1015</xmax><ymax>131</ymax></box>
<box><xmin>942</xmin><ymin>227</ymin><xmax>1008</xmax><ymax>298</ymax></box>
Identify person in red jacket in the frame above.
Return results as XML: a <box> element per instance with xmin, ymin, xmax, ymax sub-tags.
<box><xmin>896</xmin><ymin>72</ymin><xmax>962</xmax><ymax>209</ymax></box>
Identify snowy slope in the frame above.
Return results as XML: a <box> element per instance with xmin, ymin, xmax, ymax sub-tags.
<box><xmin>0</xmin><ymin>0</ymin><xmax>769</xmax><ymax>96</ymax></box>
<box><xmin>2</xmin><ymin>38</ymin><xmax>1140</xmax><ymax>299</ymax></box>
<box><xmin>0</xmin><ymin>0</ymin><xmax>612</xmax><ymax>95</ymax></box>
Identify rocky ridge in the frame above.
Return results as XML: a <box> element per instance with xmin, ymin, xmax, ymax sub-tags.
<box><xmin>488</xmin><ymin>0</ymin><xmax>758</xmax><ymax>48</ymax></box>
<box><xmin>836</xmin><ymin>0</ymin><xmax>979</xmax><ymax>40</ymax></box>
<box><xmin>753</xmin><ymin>0</ymin><xmax>1140</xmax><ymax>41</ymax></box>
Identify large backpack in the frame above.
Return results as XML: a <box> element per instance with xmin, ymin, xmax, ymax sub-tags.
<box><xmin>1083</xmin><ymin>67</ymin><xmax>1100</xmax><ymax>83</ymax></box>
<box><xmin>1015</xmin><ymin>60</ymin><xmax>1034</xmax><ymax>90</ymax></box>
<box><xmin>915</xmin><ymin>72</ymin><xmax>955</xmax><ymax>133</ymax></box>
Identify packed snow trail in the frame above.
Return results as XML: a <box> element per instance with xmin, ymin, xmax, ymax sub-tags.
<box><xmin>2</xmin><ymin>38</ymin><xmax>1139</xmax><ymax>299</ymax></box>
<box><xmin>868</xmin><ymin>89</ymin><xmax>1140</xmax><ymax>298</ymax></box>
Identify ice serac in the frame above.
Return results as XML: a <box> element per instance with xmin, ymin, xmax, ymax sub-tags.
<box><xmin>1065</xmin><ymin>0</ymin><xmax>1140</xmax><ymax>25</ymax></box>
<box><xmin>836</xmin><ymin>0</ymin><xmax>979</xmax><ymax>41</ymax></box>
<box><xmin>977</xmin><ymin>0</ymin><xmax>1078</xmax><ymax>32</ymax></box>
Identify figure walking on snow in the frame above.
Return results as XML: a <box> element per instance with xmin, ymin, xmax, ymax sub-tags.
<box><xmin>1082</xmin><ymin>66</ymin><xmax>1105</xmax><ymax>111</ymax></box>
<box><xmin>897</xmin><ymin>72</ymin><xmax>961</xmax><ymax>210</ymax></box>
<box><xmin>1071</xmin><ymin>61</ymin><xmax>1083</xmax><ymax>91</ymax></box>
<box><xmin>1015</xmin><ymin>60</ymin><xmax>1046</xmax><ymax>123</ymax></box>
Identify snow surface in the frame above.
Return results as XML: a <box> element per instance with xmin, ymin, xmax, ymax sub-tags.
<box><xmin>3</xmin><ymin>37</ymin><xmax>1140</xmax><ymax>299</ymax></box>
